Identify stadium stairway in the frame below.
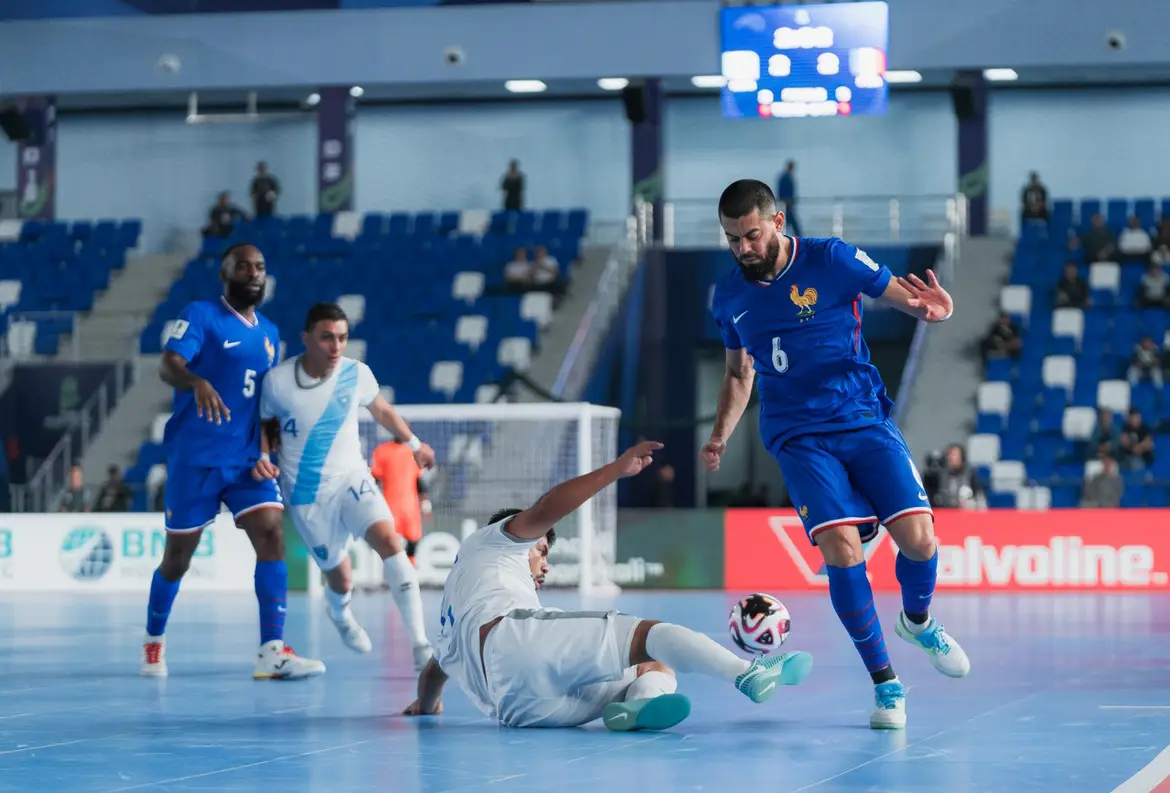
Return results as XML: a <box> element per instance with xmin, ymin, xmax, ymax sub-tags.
<box><xmin>899</xmin><ymin>237</ymin><xmax>1014</xmax><ymax>462</ymax></box>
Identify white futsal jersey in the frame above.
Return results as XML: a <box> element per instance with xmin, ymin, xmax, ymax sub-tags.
<box><xmin>261</xmin><ymin>357</ymin><xmax>389</xmax><ymax>569</ymax></box>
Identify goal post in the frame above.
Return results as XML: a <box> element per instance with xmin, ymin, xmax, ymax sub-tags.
<box><xmin>305</xmin><ymin>402</ymin><xmax>623</xmax><ymax>598</ymax></box>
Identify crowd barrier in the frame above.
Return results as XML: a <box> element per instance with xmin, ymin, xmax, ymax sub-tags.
<box><xmin>0</xmin><ymin>509</ymin><xmax>1166</xmax><ymax>593</ymax></box>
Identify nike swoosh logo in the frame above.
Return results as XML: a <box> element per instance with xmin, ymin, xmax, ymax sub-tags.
<box><xmin>223</xmin><ymin>341</ymin><xmax>242</xmax><ymax>348</ymax></box>
<box><xmin>758</xmin><ymin>682</ymin><xmax>776</xmax><ymax>695</ymax></box>
<box><xmin>853</xmin><ymin>632</ymin><xmax>873</xmax><ymax>643</ymax></box>
<box><xmin>918</xmin><ymin>492</ymin><xmax>929</xmax><ymax>502</ymax></box>
<box><xmin>611</xmin><ymin>712</ymin><xmax>629</xmax><ymax>721</ymax></box>
<box><xmin>733</xmin><ymin>311</ymin><xmax>749</xmax><ymax>323</ymax></box>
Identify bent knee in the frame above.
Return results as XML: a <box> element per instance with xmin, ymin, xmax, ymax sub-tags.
<box><xmin>888</xmin><ymin>513</ymin><xmax>936</xmax><ymax>560</ymax></box>
<box><xmin>813</xmin><ymin>524</ymin><xmax>866</xmax><ymax>567</ymax></box>
<box><xmin>635</xmin><ymin>661</ymin><xmax>674</xmax><ymax>678</ymax></box>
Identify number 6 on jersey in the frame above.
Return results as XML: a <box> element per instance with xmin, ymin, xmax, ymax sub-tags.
<box><xmin>771</xmin><ymin>337</ymin><xmax>789</xmax><ymax>374</ymax></box>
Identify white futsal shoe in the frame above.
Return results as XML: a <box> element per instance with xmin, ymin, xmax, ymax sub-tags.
<box><xmin>253</xmin><ymin>640</ymin><xmax>326</xmax><ymax>680</ymax></box>
<box><xmin>894</xmin><ymin>612</ymin><xmax>971</xmax><ymax>678</ymax></box>
<box><xmin>413</xmin><ymin>643</ymin><xmax>435</xmax><ymax>673</ymax></box>
<box><xmin>141</xmin><ymin>635</ymin><xmax>168</xmax><ymax>677</ymax></box>
<box><xmin>870</xmin><ymin>678</ymin><xmax>907</xmax><ymax>729</ymax></box>
<box><xmin>329</xmin><ymin>610</ymin><xmax>373</xmax><ymax>654</ymax></box>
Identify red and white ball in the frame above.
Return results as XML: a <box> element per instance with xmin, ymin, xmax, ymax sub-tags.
<box><xmin>729</xmin><ymin>593</ymin><xmax>791</xmax><ymax>655</ymax></box>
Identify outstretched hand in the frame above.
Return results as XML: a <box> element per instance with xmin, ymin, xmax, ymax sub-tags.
<box><xmin>614</xmin><ymin>441</ymin><xmax>663</xmax><ymax>478</ymax></box>
<box><xmin>402</xmin><ymin>698</ymin><xmax>443</xmax><ymax>716</ymax></box>
<box><xmin>700</xmin><ymin>437</ymin><xmax>726</xmax><ymax>472</ymax></box>
<box><xmin>896</xmin><ymin>269</ymin><xmax>953</xmax><ymax>322</ymax></box>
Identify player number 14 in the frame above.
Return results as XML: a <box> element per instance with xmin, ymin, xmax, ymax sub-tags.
<box><xmin>771</xmin><ymin>337</ymin><xmax>789</xmax><ymax>374</ymax></box>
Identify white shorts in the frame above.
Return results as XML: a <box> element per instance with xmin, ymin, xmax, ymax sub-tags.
<box><xmin>289</xmin><ymin>471</ymin><xmax>393</xmax><ymax>571</ymax></box>
<box><xmin>482</xmin><ymin>608</ymin><xmax>642</xmax><ymax>728</ymax></box>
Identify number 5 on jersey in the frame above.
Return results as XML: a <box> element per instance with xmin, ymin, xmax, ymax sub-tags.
<box><xmin>771</xmin><ymin>337</ymin><xmax>789</xmax><ymax>374</ymax></box>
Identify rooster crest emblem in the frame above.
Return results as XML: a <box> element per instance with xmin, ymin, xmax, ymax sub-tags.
<box><xmin>264</xmin><ymin>336</ymin><xmax>276</xmax><ymax>366</ymax></box>
<box><xmin>789</xmin><ymin>284</ymin><xmax>818</xmax><ymax>321</ymax></box>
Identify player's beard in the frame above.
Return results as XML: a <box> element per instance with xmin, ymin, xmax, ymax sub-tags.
<box><xmin>226</xmin><ymin>279</ymin><xmax>265</xmax><ymax>307</ymax></box>
<box><xmin>736</xmin><ymin>236</ymin><xmax>782</xmax><ymax>281</ymax></box>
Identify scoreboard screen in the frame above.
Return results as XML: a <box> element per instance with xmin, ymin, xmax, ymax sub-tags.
<box><xmin>719</xmin><ymin>1</ymin><xmax>890</xmax><ymax>119</ymax></box>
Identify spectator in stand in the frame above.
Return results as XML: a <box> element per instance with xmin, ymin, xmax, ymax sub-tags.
<box><xmin>531</xmin><ymin>245</ymin><xmax>568</xmax><ymax>303</ymax></box>
<box><xmin>1127</xmin><ymin>335</ymin><xmax>1165</xmax><ymax>388</ymax></box>
<box><xmin>922</xmin><ymin>445</ymin><xmax>986</xmax><ymax>510</ymax></box>
<box><xmin>1081</xmin><ymin>453</ymin><xmax>1123</xmax><ymax>508</ymax></box>
<box><xmin>250</xmin><ymin>161</ymin><xmax>281</xmax><ymax>219</ymax></box>
<box><xmin>1087</xmin><ymin>408</ymin><xmax>1120</xmax><ymax>460</ymax></box>
<box><xmin>501</xmin><ymin>160</ymin><xmax>524</xmax><ymax>212</ymax></box>
<box><xmin>776</xmin><ymin>160</ymin><xmax>802</xmax><ymax>236</ymax></box>
<box><xmin>59</xmin><ymin>463</ymin><xmax>87</xmax><ymax>512</ymax></box>
<box><xmin>1152</xmin><ymin>216</ymin><xmax>1170</xmax><ymax>265</ymax></box>
<box><xmin>504</xmin><ymin>247</ymin><xmax>533</xmax><ymax>291</ymax></box>
<box><xmin>93</xmin><ymin>464</ymin><xmax>132</xmax><ymax>512</ymax></box>
<box><xmin>1117</xmin><ymin>215</ymin><xmax>1154</xmax><ymax>264</ymax></box>
<box><xmin>1020</xmin><ymin>172</ymin><xmax>1049</xmax><ymax>224</ymax></box>
<box><xmin>1117</xmin><ymin>408</ymin><xmax>1155</xmax><ymax>471</ymax></box>
<box><xmin>1081</xmin><ymin>214</ymin><xmax>1115</xmax><ymax>262</ymax></box>
<box><xmin>204</xmin><ymin>191</ymin><xmax>248</xmax><ymax>238</ymax></box>
<box><xmin>1136</xmin><ymin>262</ymin><xmax>1170</xmax><ymax>309</ymax></box>
<box><xmin>649</xmin><ymin>464</ymin><xmax>676</xmax><ymax>508</ymax></box>
<box><xmin>1064</xmin><ymin>230</ymin><xmax>1084</xmax><ymax>262</ymax></box>
<box><xmin>1054</xmin><ymin>261</ymin><xmax>1090</xmax><ymax>309</ymax></box>
<box><xmin>981</xmin><ymin>313</ymin><xmax>1023</xmax><ymax>361</ymax></box>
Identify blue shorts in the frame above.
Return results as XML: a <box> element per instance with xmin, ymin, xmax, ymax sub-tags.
<box><xmin>164</xmin><ymin>462</ymin><xmax>283</xmax><ymax>533</ymax></box>
<box><xmin>771</xmin><ymin>419</ymin><xmax>933</xmax><ymax>546</ymax></box>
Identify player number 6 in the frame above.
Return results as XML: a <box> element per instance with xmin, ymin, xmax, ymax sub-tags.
<box><xmin>771</xmin><ymin>337</ymin><xmax>789</xmax><ymax>374</ymax></box>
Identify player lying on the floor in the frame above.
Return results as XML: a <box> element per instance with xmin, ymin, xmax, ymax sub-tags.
<box><xmin>402</xmin><ymin>441</ymin><xmax>814</xmax><ymax>731</ymax></box>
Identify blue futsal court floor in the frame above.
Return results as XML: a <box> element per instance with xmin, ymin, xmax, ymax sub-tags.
<box><xmin>1</xmin><ymin>590</ymin><xmax>1167</xmax><ymax>793</ymax></box>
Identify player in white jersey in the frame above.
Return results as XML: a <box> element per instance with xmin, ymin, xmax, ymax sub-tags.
<box><xmin>258</xmin><ymin>302</ymin><xmax>437</xmax><ymax>670</ymax></box>
<box><xmin>402</xmin><ymin>441</ymin><xmax>815</xmax><ymax>731</ymax></box>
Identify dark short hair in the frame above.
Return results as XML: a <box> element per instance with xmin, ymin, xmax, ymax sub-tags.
<box><xmin>222</xmin><ymin>242</ymin><xmax>259</xmax><ymax>265</ymax></box>
<box><xmin>488</xmin><ymin>508</ymin><xmax>556</xmax><ymax>547</ymax></box>
<box><xmin>303</xmin><ymin>302</ymin><xmax>349</xmax><ymax>332</ymax></box>
<box><xmin>718</xmin><ymin>179</ymin><xmax>777</xmax><ymax>220</ymax></box>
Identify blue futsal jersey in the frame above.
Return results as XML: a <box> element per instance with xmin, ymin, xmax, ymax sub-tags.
<box><xmin>162</xmin><ymin>297</ymin><xmax>280</xmax><ymax>469</ymax></box>
<box><xmin>711</xmin><ymin>236</ymin><xmax>894</xmax><ymax>452</ymax></box>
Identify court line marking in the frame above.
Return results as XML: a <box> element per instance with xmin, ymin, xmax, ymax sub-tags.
<box><xmin>0</xmin><ymin>739</ymin><xmax>91</xmax><ymax>756</ymax></box>
<box><xmin>783</xmin><ymin>691</ymin><xmax>1042</xmax><ymax>793</ymax></box>
<box><xmin>1109</xmin><ymin>745</ymin><xmax>1170</xmax><ymax>793</ymax></box>
<box><xmin>100</xmin><ymin>739</ymin><xmax>380</xmax><ymax>792</ymax></box>
<box><xmin>1101</xmin><ymin>706</ymin><xmax>1171</xmax><ymax>711</ymax></box>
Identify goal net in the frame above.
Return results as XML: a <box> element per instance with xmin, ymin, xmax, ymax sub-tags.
<box><xmin>305</xmin><ymin>402</ymin><xmax>622</xmax><ymax>597</ymax></box>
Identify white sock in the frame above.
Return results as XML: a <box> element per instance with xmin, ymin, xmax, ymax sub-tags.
<box><xmin>625</xmin><ymin>669</ymin><xmax>677</xmax><ymax>701</ymax></box>
<box><xmin>384</xmin><ymin>551</ymin><xmax>429</xmax><ymax>648</ymax></box>
<box><xmin>325</xmin><ymin>586</ymin><xmax>351</xmax><ymax>621</ymax></box>
<box><xmin>645</xmin><ymin>623</ymin><xmax>750</xmax><ymax>681</ymax></box>
<box><xmin>900</xmin><ymin>611</ymin><xmax>930</xmax><ymax>635</ymax></box>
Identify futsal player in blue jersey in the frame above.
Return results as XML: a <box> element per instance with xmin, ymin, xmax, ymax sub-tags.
<box><xmin>703</xmin><ymin>180</ymin><xmax>970</xmax><ymax>730</ymax></box>
<box><xmin>141</xmin><ymin>243</ymin><xmax>324</xmax><ymax>680</ymax></box>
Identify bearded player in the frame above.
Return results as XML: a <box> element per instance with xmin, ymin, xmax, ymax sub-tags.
<box><xmin>259</xmin><ymin>302</ymin><xmax>437</xmax><ymax>670</ymax></box>
<box><xmin>403</xmin><ymin>441</ymin><xmax>814</xmax><ymax>731</ymax></box>
<box><xmin>142</xmin><ymin>243</ymin><xmax>324</xmax><ymax>680</ymax></box>
<box><xmin>702</xmin><ymin>180</ymin><xmax>970</xmax><ymax>730</ymax></box>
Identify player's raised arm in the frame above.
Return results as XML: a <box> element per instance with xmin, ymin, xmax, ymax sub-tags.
<box><xmin>701</xmin><ymin>348</ymin><xmax>755</xmax><ymax>472</ymax></box>
<box><xmin>505</xmin><ymin>441</ymin><xmax>662</xmax><ymax>541</ymax></box>
<box><xmin>880</xmin><ymin>269</ymin><xmax>954</xmax><ymax>323</ymax></box>
<box><xmin>366</xmin><ymin>396</ymin><xmax>436</xmax><ymax>470</ymax></box>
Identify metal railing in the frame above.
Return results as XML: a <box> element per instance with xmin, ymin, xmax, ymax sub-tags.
<box><xmin>661</xmin><ymin>193</ymin><xmax>968</xmax><ymax>248</ymax></box>
<box><xmin>13</xmin><ymin>357</ymin><xmax>137</xmax><ymax>513</ymax></box>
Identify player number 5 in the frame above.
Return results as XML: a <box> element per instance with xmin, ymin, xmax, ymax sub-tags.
<box><xmin>242</xmin><ymin>369</ymin><xmax>257</xmax><ymax>398</ymax></box>
<box><xmin>771</xmin><ymin>337</ymin><xmax>789</xmax><ymax>374</ymax></box>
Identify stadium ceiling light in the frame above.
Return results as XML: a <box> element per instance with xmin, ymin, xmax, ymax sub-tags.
<box><xmin>883</xmin><ymin>70</ymin><xmax>922</xmax><ymax>84</ymax></box>
<box><xmin>983</xmin><ymin>68</ymin><xmax>1019</xmax><ymax>82</ymax></box>
<box><xmin>691</xmin><ymin>75</ymin><xmax>728</xmax><ymax>89</ymax></box>
<box><xmin>504</xmin><ymin>80</ymin><xmax>547</xmax><ymax>93</ymax></box>
<box><xmin>349</xmin><ymin>86</ymin><xmax>365</xmax><ymax>98</ymax></box>
<box><xmin>305</xmin><ymin>92</ymin><xmax>321</xmax><ymax>106</ymax></box>
<box><xmin>597</xmin><ymin>78</ymin><xmax>629</xmax><ymax>91</ymax></box>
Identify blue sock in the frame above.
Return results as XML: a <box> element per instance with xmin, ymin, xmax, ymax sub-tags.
<box><xmin>896</xmin><ymin>551</ymin><xmax>938</xmax><ymax>624</ymax></box>
<box><xmin>254</xmin><ymin>560</ymin><xmax>288</xmax><ymax>645</ymax></box>
<box><xmin>826</xmin><ymin>562</ymin><xmax>893</xmax><ymax>681</ymax></box>
<box><xmin>146</xmin><ymin>569</ymin><xmax>181</xmax><ymax>637</ymax></box>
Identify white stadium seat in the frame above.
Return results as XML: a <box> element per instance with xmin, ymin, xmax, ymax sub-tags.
<box><xmin>279</xmin><ymin>340</ymin><xmax>287</xmax><ymax>361</ymax></box>
<box><xmin>1061</xmin><ymin>406</ymin><xmax>1096</xmax><ymax>440</ymax></box>
<box><xmin>475</xmin><ymin>383</ymin><xmax>501</xmax><ymax>403</ymax></box>
<box><xmin>150</xmin><ymin>413</ymin><xmax>171</xmax><ymax>444</ymax></box>
<box><xmin>520</xmin><ymin>292</ymin><xmax>553</xmax><ymax>330</ymax></box>
<box><xmin>332</xmin><ymin>211</ymin><xmax>361</xmax><ymax>240</ymax></box>
<box><xmin>967</xmin><ymin>434</ymin><xmax>1001</xmax><ymax>466</ymax></box>
<box><xmin>1042</xmin><ymin>355</ymin><xmax>1075</xmax><ymax>390</ymax></box>
<box><xmin>337</xmin><ymin>294</ymin><xmax>365</xmax><ymax>326</ymax></box>
<box><xmin>977</xmin><ymin>382</ymin><xmax>1012</xmax><ymax>416</ymax></box>
<box><xmin>1084</xmin><ymin>459</ymin><xmax>1104</xmax><ymax>480</ymax></box>
<box><xmin>262</xmin><ymin>275</ymin><xmax>276</xmax><ymax>304</ymax></box>
<box><xmin>990</xmin><ymin>460</ymin><xmax>1026</xmax><ymax>493</ymax></box>
<box><xmin>430</xmin><ymin>361</ymin><xmax>463</xmax><ymax>399</ymax></box>
<box><xmin>458</xmin><ymin>209</ymin><xmax>491</xmax><ymax>236</ymax></box>
<box><xmin>1016</xmin><ymin>486</ymin><xmax>1051</xmax><ymax>511</ymax></box>
<box><xmin>1000</xmin><ymin>285</ymin><xmax>1032</xmax><ymax>317</ymax></box>
<box><xmin>1051</xmin><ymin>308</ymin><xmax>1084</xmax><ymax>344</ymax></box>
<box><xmin>452</xmin><ymin>271</ymin><xmax>485</xmax><ymax>305</ymax></box>
<box><xmin>147</xmin><ymin>463</ymin><xmax>168</xmax><ymax>495</ymax></box>
<box><xmin>0</xmin><ymin>220</ymin><xmax>21</xmax><ymax>242</ymax></box>
<box><xmin>455</xmin><ymin>315</ymin><xmax>488</xmax><ymax>352</ymax></box>
<box><xmin>497</xmin><ymin>337</ymin><xmax>533</xmax><ymax>372</ymax></box>
<box><xmin>7</xmin><ymin>319</ymin><xmax>35</xmax><ymax>358</ymax></box>
<box><xmin>346</xmin><ymin>338</ymin><xmax>367</xmax><ymax>362</ymax></box>
<box><xmin>1097</xmin><ymin>380</ymin><xmax>1131</xmax><ymax>414</ymax></box>
<box><xmin>1089</xmin><ymin>262</ymin><xmax>1120</xmax><ymax>293</ymax></box>
<box><xmin>0</xmin><ymin>280</ymin><xmax>21</xmax><ymax>311</ymax></box>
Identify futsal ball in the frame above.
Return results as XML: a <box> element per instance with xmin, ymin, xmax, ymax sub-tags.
<box><xmin>729</xmin><ymin>593</ymin><xmax>791</xmax><ymax>655</ymax></box>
